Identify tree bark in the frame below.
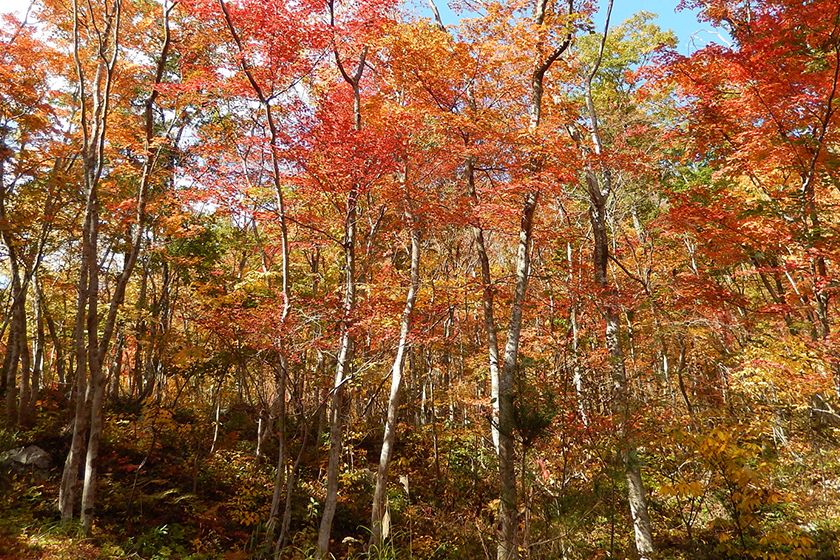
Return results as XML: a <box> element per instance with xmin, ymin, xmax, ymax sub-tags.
<box><xmin>578</xmin><ymin>3</ymin><xmax>655</xmax><ymax>555</ymax></box>
<box><xmin>318</xmin><ymin>186</ymin><xmax>357</xmax><ymax>557</ymax></box>
<box><xmin>32</xmin><ymin>276</ymin><xmax>44</xmax><ymax>409</ymax></box>
<box><xmin>465</xmin><ymin>156</ymin><xmax>502</xmax><ymax>453</ymax></box>
<box><xmin>497</xmin><ymin>191</ymin><xmax>538</xmax><ymax>560</ymax></box>
<box><xmin>317</xmin><ymin>29</ymin><xmax>367</xmax><ymax>557</ymax></box>
<box><xmin>370</xmin><ymin>176</ymin><xmax>421</xmax><ymax>547</ymax></box>
<box><xmin>496</xmin><ymin>3</ymin><xmax>573</xmax><ymax>557</ymax></box>
<box><xmin>266</xmin><ymin>360</ymin><xmax>287</xmax><ymax>545</ymax></box>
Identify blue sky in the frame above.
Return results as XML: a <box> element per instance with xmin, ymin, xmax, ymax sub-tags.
<box><xmin>426</xmin><ymin>0</ymin><xmax>728</xmax><ymax>55</ymax></box>
<box><xmin>2</xmin><ymin>0</ymin><xmax>727</xmax><ymax>54</ymax></box>
<box><xmin>596</xmin><ymin>0</ymin><xmax>729</xmax><ymax>53</ymax></box>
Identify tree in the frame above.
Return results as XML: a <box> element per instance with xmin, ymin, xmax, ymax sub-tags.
<box><xmin>53</xmin><ymin>0</ymin><xmax>180</xmax><ymax>532</ymax></box>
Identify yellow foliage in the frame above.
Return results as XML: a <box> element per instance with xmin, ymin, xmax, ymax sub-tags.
<box><xmin>733</xmin><ymin>336</ymin><xmax>832</xmax><ymax>407</ymax></box>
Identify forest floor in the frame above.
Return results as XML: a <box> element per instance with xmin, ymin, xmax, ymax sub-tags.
<box><xmin>0</xmin><ymin>491</ymin><xmax>103</xmax><ymax>560</ymax></box>
<box><xmin>4</xmin><ymin>394</ymin><xmax>840</xmax><ymax>559</ymax></box>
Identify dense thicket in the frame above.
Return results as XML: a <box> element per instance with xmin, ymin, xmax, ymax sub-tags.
<box><xmin>1</xmin><ymin>0</ymin><xmax>839</xmax><ymax>559</ymax></box>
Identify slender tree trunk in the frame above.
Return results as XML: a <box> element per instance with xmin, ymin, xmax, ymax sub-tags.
<box><xmin>267</xmin><ymin>360</ymin><xmax>287</xmax><ymax>545</ymax></box>
<box><xmin>77</xmin><ymin>1</ymin><xmax>171</xmax><ymax>533</ymax></box>
<box><xmin>32</xmin><ymin>277</ymin><xmax>44</xmax><ymax>407</ymax></box>
<box><xmin>2</xmin><ymin>322</ymin><xmax>14</xmax><ymax>404</ymax></box>
<box><xmin>498</xmin><ymin>191</ymin><xmax>538</xmax><ymax>560</ymax></box>
<box><xmin>216</xmin><ymin>6</ymin><xmax>296</xmax><ymax>546</ymax></box>
<box><xmin>589</xmin><ymin>188</ymin><xmax>654</xmax><ymax>558</ymax></box>
<box><xmin>210</xmin><ymin>382</ymin><xmax>222</xmax><ymax>454</ymax></box>
<box><xmin>317</xmin><ymin>37</ymin><xmax>367</xmax><ymax>556</ymax></box>
<box><xmin>44</xmin><ymin>306</ymin><xmax>65</xmax><ymax>388</ymax></box>
<box><xmin>60</xmin><ymin>0</ymin><xmax>114</xmax><ymax>523</ymax></box>
<box><xmin>4</xmin><ymin>316</ymin><xmax>19</xmax><ymax>425</ymax></box>
<box><xmin>318</xmin><ymin>186</ymin><xmax>358</xmax><ymax>557</ymax></box>
<box><xmin>496</xmin><ymin>3</ymin><xmax>573</xmax><ymax>557</ymax></box>
<box><xmin>0</xmin><ymin>129</ymin><xmax>19</xmax><ymax>424</ymax></box>
<box><xmin>568</xmin><ymin>242</ymin><xmax>588</xmax><ymax>426</ymax></box>
<box><xmin>579</xmin><ymin>3</ymin><xmax>655</xmax><ymax>554</ymax></box>
<box><xmin>370</xmin><ymin>185</ymin><xmax>421</xmax><ymax>547</ymax></box>
<box><xmin>133</xmin><ymin>260</ymin><xmax>148</xmax><ymax>400</ymax></box>
<box><xmin>80</xmin><ymin>344</ymin><xmax>106</xmax><ymax>533</ymax></box>
<box><xmin>14</xmin><ymin>270</ymin><xmax>32</xmax><ymax>428</ymax></box>
<box><xmin>276</xmin><ymin>416</ymin><xmax>309</xmax><ymax>557</ymax></box>
<box><xmin>60</xmin><ymin>206</ymin><xmax>94</xmax><ymax>521</ymax></box>
<box><xmin>1</xmin><ymin>226</ymin><xmax>23</xmax><ymax>425</ymax></box>
<box><xmin>465</xmin><ymin>156</ymin><xmax>501</xmax><ymax>452</ymax></box>
<box><xmin>110</xmin><ymin>332</ymin><xmax>124</xmax><ymax>400</ymax></box>
<box><xmin>79</xmin><ymin>167</ymin><xmax>103</xmax><ymax>530</ymax></box>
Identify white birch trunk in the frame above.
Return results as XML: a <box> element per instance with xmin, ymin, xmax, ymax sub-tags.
<box><xmin>370</xmin><ymin>190</ymin><xmax>421</xmax><ymax>547</ymax></box>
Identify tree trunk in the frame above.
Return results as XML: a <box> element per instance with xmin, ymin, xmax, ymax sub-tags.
<box><xmin>80</xmin><ymin>345</ymin><xmax>106</xmax><ymax>533</ymax></box>
<box><xmin>568</xmin><ymin>242</ymin><xmax>588</xmax><ymax>426</ymax></box>
<box><xmin>75</xmin><ymin>0</ymin><xmax>171</xmax><ymax>532</ymax></box>
<box><xmin>133</xmin><ymin>260</ymin><xmax>148</xmax><ymax>400</ymax></box>
<box><xmin>317</xmin><ymin>186</ymin><xmax>358</xmax><ymax>558</ymax></box>
<box><xmin>43</xmin><ymin>288</ymin><xmax>65</xmax><ymax>388</ymax></box>
<box><xmin>60</xmin><ymin>207</ymin><xmax>94</xmax><ymax>521</ymax></box>
<box><xmin>266</xmin><ymin>360</ymin><xmax>287</xmax><ymax>545</ymax></box>
<box><xmin>317</xmin><ymin>40</ymin><xmax>366</xmax><ymax>556</ymax></box>
<box><xmin>110</xmin><ymin>333</ymin><xmax>124</xmax><ymax>400</ymax></box>
<box><xmin>578</xmin><ymin>4</ymin><xmax>655</xmax><ymax>555</ymax></box>
<box><xmin>1</xmin><ymin>226</ymin><xmax>24</xmax><ymax>426</ymax></box>
<box><xmin>4</xmin><ymin>316</ymin><xmax>19</xmax><ymax>425</ymax></box>
<box><xmin>32</xmin><ymin>278</ymin><xmax>45</xmax><ymax>409</ymax></box>
<box><xmin>465</xmin><ymin>156</ymin><xmax>502</xmax><ymax>453</ymax></box>
<box><xmin>14</xmin><ymin>270</ymin><xmax>32</xmax><ymax>428</ymax></box>
<box><xmin>498</xmin><ymin>191</ymin><xmax>538</xmax><ymax>560</ymax></box>
<box><xmin>370</xmin><ymin>188</ymin><xmax>421</xmax><ymax>547</ymax></box>
<box><xmin>495</xmin><ymin>2</ymin><xmax>573</xmax><ymax>556</ymax></box>
<box><xmin>0</xmin><ymin>128</ymin><xmax>20</xmax><ymax>425</ymax></box>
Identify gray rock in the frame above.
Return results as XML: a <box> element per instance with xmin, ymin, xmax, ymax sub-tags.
<box><xmin>0</xmin><ymin>445</ymin><xmax>51</xmax><ymax>470</ymax></box>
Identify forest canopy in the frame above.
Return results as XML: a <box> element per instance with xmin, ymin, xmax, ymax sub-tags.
<box><xmin>1</xmin><ymin>0</ymin><xmax>839</xmax><ymax>559</ymax></box>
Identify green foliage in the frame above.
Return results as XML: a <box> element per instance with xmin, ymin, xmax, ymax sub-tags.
<box><xmin>0</xmin><ymin>427</ymin><xmax>20</xmax><ymax>452</ymax></box>
<box><xmin>164</xmin><ymin>214</ymin><xmax>229</xmax><ymax>284</ymax></box>
<box><xmin>511</xmin><ymin>366</ymin><xmax>558</xmax><ymax>448</ymax></box>
<box><xmin>127</xmin><ymin>523</ymin><xmax>191</xmax><ymax>559</ymax></box>
<box><xmin>650</xmin><ymin>421</ymin><xmax>838</xmax><ymax>559</ymax></box>
<box><xmin>201</xmin><ymin>450</ymin><xmax>273</xmax><ymax>528</ymax></box>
